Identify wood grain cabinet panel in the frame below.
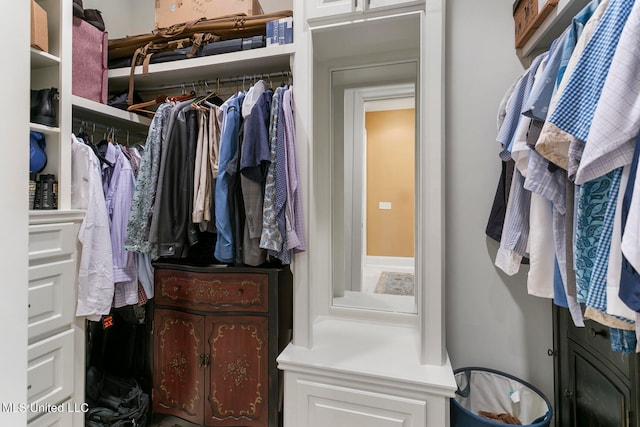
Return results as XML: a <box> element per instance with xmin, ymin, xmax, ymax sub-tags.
<box><xmin>151</xmin><ymin>264</ymin><xmax>292</xmax><ymax>427</ymax></box>
<box><xmin>153</xmin><ymin>309</ymin><xmax>205</xmax><ymax>424</ymax></box>
<box><xmin>206</xmin><ymin>316</ymin><xmax>268</xmax><ymax>427</ymax></box>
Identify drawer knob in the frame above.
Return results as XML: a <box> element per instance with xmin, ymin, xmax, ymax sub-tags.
<box><xmin>589</xmin><ymin>327</ymin><xmax>605</xmax><ymax>338</ymax></box>
<box><xmin>27</xmin><ymin>385</ymin><xmax>31</xmax><ymax>390</ymax></box>
<box><xmin>237</xmin><ymin>288</ymin><xmax>244</xmax><ymax>296</ymax></box>
<box><xmin>173</xmin><ymin>286</ymin><xmax>180</xmax><ymax>292</ymax></box>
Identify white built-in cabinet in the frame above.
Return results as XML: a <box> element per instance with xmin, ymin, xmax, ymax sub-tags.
<box><xmin>28</xmin><ymin>1</ymin><xmax>86</xmax><ymax>426</ymax></box>
<box><xmin>305</xmin><ymin>0</ymin><xmax>424</xmax><ymax>22</ymax></box>
<box><xmin>278</xmin><ymin>1</ymin><xmax>456</xmax><ymax>426</ymax></box>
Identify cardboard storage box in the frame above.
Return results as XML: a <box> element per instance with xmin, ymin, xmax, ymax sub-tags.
<box><xmin>31</xmin><ymin>0</ymin><xmax>48</xmax><ymax>52</ymax></box>
<box><xmin>513</xmin><ymin>0</ymin><xmax>558</xmax><ymax>48</ymax></box>
<box><xmin>155</xmin><ymin>0</ymin><xmax>263</xmax><ymax>29</ymax></box>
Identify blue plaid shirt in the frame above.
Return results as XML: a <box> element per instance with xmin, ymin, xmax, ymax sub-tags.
<box><xmin>548</xmin><ymin>0</ymin><xmax>635</xmax><ymax>142</ymax></box>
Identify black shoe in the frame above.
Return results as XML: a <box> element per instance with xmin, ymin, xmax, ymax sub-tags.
<box><xmin>30</xmin><ymin>88</ymin><xmax>58</xmax><ymax>127</ymax></box>
<box><xmin>73</xmin><ymin>0</ymin><xmax>84</xmax><ymax>18</ymax></box>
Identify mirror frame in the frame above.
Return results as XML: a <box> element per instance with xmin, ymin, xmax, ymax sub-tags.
<box><xmin>333</xmin><ymin>82</ymin><xmax>417</xmax><ymax>315</ymax></box>
<box><xmin>298</xmin><ymin>5</ymin><xmax>446</xmax><ymax>366</ymax></box>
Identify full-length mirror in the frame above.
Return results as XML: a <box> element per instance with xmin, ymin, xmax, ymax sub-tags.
<box><xmin>331</xmin><ymin>62</ymin><xmax>418</xmax><ymax>314</ymax></box>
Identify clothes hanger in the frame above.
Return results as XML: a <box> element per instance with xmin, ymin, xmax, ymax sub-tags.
<box><xmin>77</xmin><ymin>128</ymin><xmax>114</xmax><ymax>168</ymax></box>
<box><xmin>127</xmin><ymin>94</ymin><xmax>168</xmax><ymax>114</ymax></box>
<box><xmin>169</xmin><ymin>90</ymin><xmax>196</xmax><ymax>103</ymax></box>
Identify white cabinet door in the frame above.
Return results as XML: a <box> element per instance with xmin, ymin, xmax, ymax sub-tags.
<box><xmin>28</xmin><ymin>259</ymin><xmax>76</xmax><ymax>342</ymax></box>
<box><xmin>305</xmin><ymin>0</ymin><xmax>360</xmax><ymax>21</ymax></box>
<box><xmin>367</xmin><ymin>0</ymin><xmax>424</xmax><ymax>12</ymax></box>
<box><xmin>27</xmin><ymin>329</ymin><xmax>75</xmax><ymax>422</ymax></box>
<box><xmin>306</xmin><ymin>0</ymin><xmax>424</xmax><ymax>21</ymax></box>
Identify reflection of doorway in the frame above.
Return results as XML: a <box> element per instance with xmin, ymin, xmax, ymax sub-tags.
<box><xmin>363</xmin><ymin>105</ymin><xmax>415</xmax><ymax>293</ymax></box>
<box><xmin>343</xmin><ymin>84</ymin><xmax>415</xmax><ymax>292</ymax></box>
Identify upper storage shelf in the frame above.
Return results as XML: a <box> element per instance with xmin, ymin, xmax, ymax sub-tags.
<box><xmin>517</xmin><ymin>0</ymin><xmax>591</xmax><ymax>60</ymax></box>
<box><xmin>71</xmin><ymin>95</ymin><xmax>152</xmax><ymax>129</ymax></box>
<box><xmin>107</xmin><ymin>44</ymin><xmax>295</xmax><ymax>92</ymax></box>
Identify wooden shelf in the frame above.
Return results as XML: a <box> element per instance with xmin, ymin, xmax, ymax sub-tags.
<box><xmin>71</xmin><ymin>95</ymin><xmax>152</xmax><ymax>129</ymax></box>
<box><xmin>516</xmin><ymin>0</ymin><xmax>591</xmax><ymax>61</ymax></box>
<box><xmin>107</xmin><ymin>44</ymin><xmax>295</xmax><ymax>92</ymax></box>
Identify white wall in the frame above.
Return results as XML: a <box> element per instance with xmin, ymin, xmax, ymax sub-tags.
<box><xmin>445</xmin><ymin>0</ymin><xmax>555</xmax><ymax>403</ymax></box>
<box><xmin>0</xmin><ymin>0</ymin><xmax>29</xmax><ymax>425</ymax></box>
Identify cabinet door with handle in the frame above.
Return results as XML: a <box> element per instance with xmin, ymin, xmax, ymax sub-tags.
<box><xmin>205</xmin><ymin>316</ymin><xmax>269</xmax><ymax>427</ymax></box>
<box><xmin>566</xmin><ymin>340</ymin><xmax>631</xmax><ymax>427</ymax></box>
<box><xmin>153</xmin><ymin>309</ymin><xmax>205</xmax><ymax>424</ymax></box>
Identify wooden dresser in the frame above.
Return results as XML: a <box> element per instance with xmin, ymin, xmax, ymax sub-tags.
<box><xmin>151</xmin><ymin>263</ymin><xmax>292</xmax><ymax>427</ymax></box>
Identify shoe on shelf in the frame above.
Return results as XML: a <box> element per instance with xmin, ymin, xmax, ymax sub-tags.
<box><xmin>30</xmin><ymin>88</ymin><xmax>58</xmax><ymax>128</ymax></box>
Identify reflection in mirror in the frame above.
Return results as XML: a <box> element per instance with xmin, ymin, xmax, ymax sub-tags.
<box><xmin>331</xmin><ymin>62</ymin><xmax>418</xmax><ymax>314</ymax></box>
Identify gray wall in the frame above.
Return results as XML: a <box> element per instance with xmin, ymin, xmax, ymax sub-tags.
<box><xmin>445</xmin><ymin>0</ymin><xmax>555</xmax><ymax>403</ymax></box>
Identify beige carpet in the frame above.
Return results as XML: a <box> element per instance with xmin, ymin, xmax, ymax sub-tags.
<box><xmin>373</xmin><ymin>271</ymin><xmax>414</xmax><ymax>296</ymax></box>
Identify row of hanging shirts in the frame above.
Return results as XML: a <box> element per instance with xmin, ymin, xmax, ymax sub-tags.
<box><xmin>71</xmin><ymin>127</ymin><xmax>150</xmax><ymax>321</ymax></box>
<box><xmin>71</xmin><ymin>75</ymin><xmax>305</xmax><ymax>320</ymax></box>
<box><xmin>488</xmin><ymin>0</ymin><xmax>640</xmax><ymax>354</ymax></box>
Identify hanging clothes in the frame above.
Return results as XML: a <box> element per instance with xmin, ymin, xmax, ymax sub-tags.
<box><xmin>125</xmin><ymin>103</ymin><xmax>172</xmax><ymax>254</ymax></box>
<box><xmin>121</xmin><ymin>78</ymin><xmax>305</xmax><ymax>268</ymax></box>
<box><xmin>71</xmin><ymin>134</ymin><xmax>114</xmax><ymax>321</ymax></box>
<box><xmin>240</xmin><ymin>82</ymin><xmax>271</xmax><ymax>266</ymax></box>
<box><xmin>215</xmin><ymin>92</ymin><xmax>245</xmax><ymax>263</ymax></box>
<box><xmin>101</xmin><ymin>142</ymin><xmax>138</xmax><ymax>308</ymax></box>
<box><xmin>488</xmin><ymin>0</ymin><xmax>640</xmax><ymax>353</ymax></box>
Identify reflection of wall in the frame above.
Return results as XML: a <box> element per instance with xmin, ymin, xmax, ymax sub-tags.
<box><xmin>365</xmin><ymin>109</ymin><xmax>414</xmax><ymax>257</ymax></box>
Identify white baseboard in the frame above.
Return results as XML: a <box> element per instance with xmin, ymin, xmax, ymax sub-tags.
<box><xmin>365</xmin><ymin>256</ymin><xmax>414</xmax><ymax>268</ymax></box>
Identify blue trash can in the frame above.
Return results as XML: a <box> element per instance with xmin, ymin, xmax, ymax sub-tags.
<box><xmin>451</xmin><ymin>367</ymin><xmax>552</xmax><ymax>427</ymax></box>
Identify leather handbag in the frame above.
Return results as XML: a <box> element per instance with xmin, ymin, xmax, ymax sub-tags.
<box><xmin>108</xmin><ymin>10</ymin><xmax>292</xmax><ymax>61</ymax></box>
<box><xmin>110</xmin><ymin>11</ymin><xmax>291</xmax><ymax>106</ymax></box>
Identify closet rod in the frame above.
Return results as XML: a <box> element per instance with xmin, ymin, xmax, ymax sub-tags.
<box><xmin>136</xmin><ymin>70</ymin><xmax>293</xmax><ymax>93</ymax></box>
<box><xmin>72</xmin><ymin>118</ymin><xmax>148</xmax><ymax>143</ymax></box>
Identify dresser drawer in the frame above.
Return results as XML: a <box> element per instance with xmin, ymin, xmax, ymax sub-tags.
<box><xmin>155</xmin><ymin>269</ymin><xmax>268</xmax><ymax>312</ymax></box>
<box><xmin>28</xmin><ymin>259</ymin><xmax>76</xmax><ymax>342</ymax></box>
<box><xmin>27</xmin><ymin>329</ymin><xmax>74</xmax><ymax>421</ymax></box>
<box><xmin>28</xmin><ymin>222</ymin><xmax>77</xmax><ymax>263</ymax></box>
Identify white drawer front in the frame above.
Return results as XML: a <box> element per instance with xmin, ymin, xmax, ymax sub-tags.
<box><xmin>28</xmin><ymin>260</ymin><xmax>76</xmax><ymax>342</ymax></box>
<box><xmin>29</xmin><ymin>222</ymin><xmax>77</xmax><ymax>263</ymax></box>
<box><xmin>28</xmin><ymin>329</ymin><xmax>75</xmax><ymax>421</ymax></box>
<box><xmin>27</xmin><ymin>400</ymin><xmax>73</xmax><ymax>427</ymax></box>
<box><xmin>298</xmin><ymin>379</ymin><xmax>426</xmax><ymax>427</ymax></box>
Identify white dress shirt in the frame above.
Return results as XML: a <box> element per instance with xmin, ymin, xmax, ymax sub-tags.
<box><xmin>71</xmin><ymin>135</ymin><xmax>114</xmax><ymax>321</ymax></box>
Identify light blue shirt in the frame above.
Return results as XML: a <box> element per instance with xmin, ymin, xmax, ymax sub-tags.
<box><xmin>549</xmin><ymin>0</ymin><xmax>635</xmax><ymax>142</ymax></box>
<box><xmin>215</xmin><ymin>92</ymin><xmax>245</xmax><ymax>263</ymax></box>
<box><xmin>522</xmin><ymin>29</ymin><xmax>568</xmax><ymax>122</ymax></box>
<box><xmin>557</xmin><ymin>0</ymin><xmax>603</xmax><ymax>85</ymax></box>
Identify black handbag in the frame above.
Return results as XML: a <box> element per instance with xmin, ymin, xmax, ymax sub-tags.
<box><xmin>85</xmin><ymin>366</ymin><xmax>150</xmax><ymax>427</ymax></box>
